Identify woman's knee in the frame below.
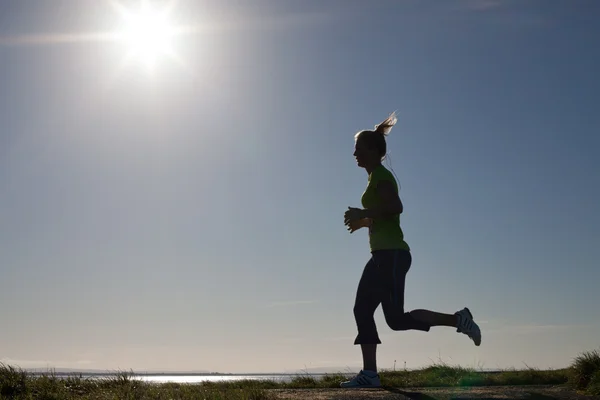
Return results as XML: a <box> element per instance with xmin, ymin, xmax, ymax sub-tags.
<box><xmin>353</xmin><ymin>303</ymin><xmax>373</xmax><ymax>323</ymax></box>
<box><xmin>385</xmin><ymin>314</ymin><xmax>407</xmax><ymax>331</ymax></box>
<box><xmin>353</xmin><ymin>303</ymin><xmax>363</xmax><ymax>319</ymax></box>
<box><xmin>385</xmin><ymin>312</ymin><xmax>431</xmax><ymax>332</ymax></box>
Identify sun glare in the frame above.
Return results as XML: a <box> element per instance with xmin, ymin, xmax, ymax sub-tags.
<box><xmin>113</xmin><ymin>1</ymin><xmax>179</xmax><ymax>71</ymax></box>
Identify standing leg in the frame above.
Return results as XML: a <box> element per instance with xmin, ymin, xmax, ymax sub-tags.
<box><xmin>361</xmin><ymin>344</ymin><xmax>377</xmax><ymax>373</ymax></box>
<box><xmin>352</xmin><ymin>256</ymin><xmax>382</xmax><ymax>370</ymax></box>
<box><xmin>340</xmin><ymin>256</ymin><xmax>383</xmax><ymax>388</ymax></box>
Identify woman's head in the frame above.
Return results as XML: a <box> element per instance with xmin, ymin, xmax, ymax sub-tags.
<box><xmin>353</xmin><ymin>112</ymin><xmax>397</xmax><ymax>169</ymax></box>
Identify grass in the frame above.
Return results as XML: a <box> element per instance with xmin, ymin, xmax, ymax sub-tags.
<box><xmin>570</xmin><ymin>349</ymin><xmax>600</xmax><ymax>395</ymax></box>
<box><xmin>1</xmin><ymin>349</ymin><xmax>599</xmax><ymax>399</ymax></box>
<box><xmin>0</xmin><ymin>365</ymin><xmax>273</xmax><ymax>400</ymax></box>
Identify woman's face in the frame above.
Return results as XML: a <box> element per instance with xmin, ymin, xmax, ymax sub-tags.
<box><xmin>353</xmin><ymin>136</ymin><xmax>378</xmax><ymax>169</ymax></box>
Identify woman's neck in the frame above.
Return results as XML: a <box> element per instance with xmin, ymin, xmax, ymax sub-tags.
<box><xmin>365</xmin><ymin>162</ymin><xmax>382</xmax><ymax>175</ymax></box>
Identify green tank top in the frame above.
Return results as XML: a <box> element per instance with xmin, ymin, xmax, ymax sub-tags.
<box><xmin>361</xmin><ymin>164</ymin><xmax>410</xmax><ymax>252</ymax></box>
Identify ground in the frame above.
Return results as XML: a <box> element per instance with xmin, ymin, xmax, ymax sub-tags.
<box><xmin>270</xmin><ymin>385</ymin><xmax>600</xmax><ymax>400</ymax></box>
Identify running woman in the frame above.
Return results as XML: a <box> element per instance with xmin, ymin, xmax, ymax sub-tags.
<box><xmin>340</xmin><ymin>112</ymin><xmax>481</xmax><ymax>389</ymax></box>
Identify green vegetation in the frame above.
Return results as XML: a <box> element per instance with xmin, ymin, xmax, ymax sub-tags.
<box><xmin>570</xmin><ymin>349</ymin><xmax>600</xmax><ymax>395</ymax></box>
<box><xmin>1</xmin><ymin>349</ymin><xmax>599</xmax><ymax>399</ymax></box>
<box><xmin>0</xmin><ymin>365</ymin><xmax>271</xmax><ymax>400</ymax></box>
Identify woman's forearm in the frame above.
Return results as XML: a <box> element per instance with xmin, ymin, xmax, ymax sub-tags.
<box><xmin>361</xmin><ymin>203</ymin><xmax>400</xmax><ymax>219</ymax></box>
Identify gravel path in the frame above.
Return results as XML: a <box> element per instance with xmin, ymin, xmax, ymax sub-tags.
<box><xmin>269</xmin><ymin>385</ymin><xmax>599</xmax><ymax>400</ymax></box>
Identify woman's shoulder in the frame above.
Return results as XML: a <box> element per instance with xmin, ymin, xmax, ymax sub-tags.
<box><xmin>372</xmin><ymin>164</ymin><xmax>396</xmax><ymax>182</ymax></box>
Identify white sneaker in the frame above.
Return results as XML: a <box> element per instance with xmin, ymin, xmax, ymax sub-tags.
<box><xmin>455</xmin><ymin>307</ymin><xmax>481</xmax><ymax>346</ymax></box>
<box><xmin>340</xmin><ymin>370</ymin><xmax>381</xmax><ymax>388</ymax></box>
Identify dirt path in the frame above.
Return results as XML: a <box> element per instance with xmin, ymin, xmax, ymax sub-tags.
<box><xmin>269</xmin><ymin>385</ymin><xmax>599</xmax><ymax>400</ymax></box>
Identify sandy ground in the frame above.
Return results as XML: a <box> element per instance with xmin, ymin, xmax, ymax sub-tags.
<box><xmin>269</xmin><ymin>385</ymin><xmax>599</xmax><ymax>400</ymax></box>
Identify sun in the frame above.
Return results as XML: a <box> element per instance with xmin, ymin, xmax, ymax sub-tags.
<box><xmin>112</xmin><ymin>0</ymin><xmax>179</xmax><ymax>70</ymax></box>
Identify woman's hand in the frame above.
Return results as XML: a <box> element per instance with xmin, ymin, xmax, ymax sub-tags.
<box><xmin>345</xmin><ymin>217</ymin><xmax>371</xmax><ymax>233</ymax></box>
<box><xmin>344</xmin><ymin>207</ymin><xmax>370</xmax><ymax>233</ymax></box>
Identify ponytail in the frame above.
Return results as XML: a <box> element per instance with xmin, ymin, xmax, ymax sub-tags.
<box><xmin>374</xmin><ymin>111</ymin><xmax>397</xmax><ymax>136</ymax></box>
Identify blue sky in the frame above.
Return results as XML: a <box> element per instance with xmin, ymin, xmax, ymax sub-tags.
<box><xmin>1</xmin><ymin>0</ymin><xmax>599</xmax><ymax>373</ymax></box>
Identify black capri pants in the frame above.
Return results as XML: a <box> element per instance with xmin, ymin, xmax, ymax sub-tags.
<box><xmin>353</xmin><ymin>249</ymin><xmax>431</xmax><ymax>345</ymax></box>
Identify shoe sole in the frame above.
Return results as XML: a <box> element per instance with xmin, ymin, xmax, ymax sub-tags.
<box><xmin>340</xmin><ymin>385</ymin><xmax>382</xmax><ymax>388</ymax></box>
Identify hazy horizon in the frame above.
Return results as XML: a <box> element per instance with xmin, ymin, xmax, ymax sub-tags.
<box><xmin>1</xmin><ymin>0</ymin><xmax>599</xmax><ymax>374</ymax></box>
